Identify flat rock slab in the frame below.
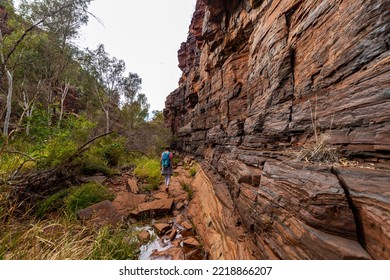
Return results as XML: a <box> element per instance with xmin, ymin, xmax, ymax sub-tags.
<box><xmin>126</xmin><ymin>178</ymin><xmax>139</xmax><ymax>193</ymax></box>
<box><xmin>181</xmin><ymin>221</ymin><xmax>193</xmax><ymax>231</ymax></box>
<box><xmin>154</xmin><ymin>223</ymin><xmax>171</xmax><ymax>235</ymax></box>
<box><xmin>129</xmin><ymin>198</ymin><xmax>174</xmax><ymax>218</ymax></box>
<box><xmin>153</xmin><ymin>192</ymin><xmax>170</xmax><ymax>200</ymax></box>
<box><xmin>150</xmin><ymin>247</ymin><xmax>185</xmax><ymax>260</ymax></box>
<box><xmin>176</xmin><ymin>202</ymin><xmax>184</xmax><ymax>210</ymax></box>
<box><xmin>112</xmin><ymin>192</ymin><xmax>146</xmax><ymax>216</ymax></box>
<box><xmin>183</xmin><ymin>237</ymin><xmax>200</xmax><ymax>247</ymax></box>
<box><xmin>77</xmin><ymin>200</ymin><xmax>122</xmax><ymax>227</ymax></box>
<box><xmin>77</xmin><ymin>175</ymin><xmax>106</xmax><ymax>184</ymax></box>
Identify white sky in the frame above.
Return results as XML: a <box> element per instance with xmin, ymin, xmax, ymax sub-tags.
<box><xmin>77</xmin><ymin>0</ymin><xmax>197</xmax><ymax>112</ymax></box>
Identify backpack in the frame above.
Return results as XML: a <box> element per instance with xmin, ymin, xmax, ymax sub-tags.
<box><xmin>162</xmin><ymin>152</ymin><xmax>171</xmax><ymax>167</ymax></box>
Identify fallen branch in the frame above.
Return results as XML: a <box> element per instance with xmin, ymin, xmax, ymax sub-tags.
<box><xmin>5</xmin><ymin>131</ymin><xmax>116</xmax><ymax>209</ymax></box>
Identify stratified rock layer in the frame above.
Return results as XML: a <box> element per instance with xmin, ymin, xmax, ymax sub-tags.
<box><xmin>165</xmin><ymin>0</ymin><xmax>390</xmax><ymax>259</ymax></box>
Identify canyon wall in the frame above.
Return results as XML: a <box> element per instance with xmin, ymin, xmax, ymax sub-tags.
<box><xmin>165</xmin><ymin>0</ymin><xmax>390</xmax><ymax>259</ymax></box>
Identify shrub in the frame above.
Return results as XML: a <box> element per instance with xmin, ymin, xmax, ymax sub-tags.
<box><xmin>35</xmin><ymin>189</ymin><xmax>70</xmax><ymax>218</ymax></box>
<box><xmin>37</xmin><ymin>137</ymin><xmax>78</xmax><ymax>168</ymax></box>
<box><xmin>77</xmin><ymin>153</ymin><xmax>114</xmax><ymax>176</ymax></box>
<box><xmin>64</xmin><ymin>182</ymin><xmax>114</xmax><ymax>213</ymax></box>
<box><xmin>100</xmin><ymin>136</ymin><xmax>126</xmax><ymax>167</ymax></box>
<box><xmin>189</xmin><ymin>167</ymin><xmax>197</xmax><ymax>177</ymax></box>
<box><xmin>133</xmin><ymin>157</ymin><xmax>161</xmax><ymax>188</ymax></box>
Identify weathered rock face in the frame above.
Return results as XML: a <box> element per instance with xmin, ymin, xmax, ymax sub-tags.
<box><xmin>165</xmin><ymin>0</ymin><xmax>390</xmax><ymax>259</ymax></box>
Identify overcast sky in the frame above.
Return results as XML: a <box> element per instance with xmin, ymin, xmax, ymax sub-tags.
<box><xmin>77</xmin><ymin>0</ymin><xmax>197</xmax><ymax>112</ymax></box>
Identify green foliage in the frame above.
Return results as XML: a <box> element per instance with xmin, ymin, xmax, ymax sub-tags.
<box><xmin>189</xmin><ymin>167</ymin><xmax>197</xmax><ymax>177</ymax></box>
<box><xmin>64</xmin><ymin>182</ymin><xmax>114</xmax><ymax>213</ymax></box>
<box><xmin>181</xmin><ymin>182</ymin><xmax>193</xmax><ymax>201</ymax></box>
<box><xmin>78</xmin><ymin>155</ymin><xmax>114</xmax><ymax>176</ymax></box>
<box><xmin>99</xmin><ymin>136</ymin><xmax>126</xmax><ymax>167</ymax></box>
<box><xmin>35</xmin><ymin>189</ymin><xmax>70</xmax><ymax>218</ymax></box>
<box><xmin>90</xmin><ymin>227</ymin><xmax>138</xmax><ymax>260</ymax></box>
<box><xmin>133</xmin><ymin>157</ymin><xmax>161</xmax><ymax>190</ymax></box>
<box><xmin>75</xmin><ymin>135</ymin><xmax>127</xmax><ymax>176</ymax></box>
<box><xmin>21</xmin><ymin>113</ymin><xmax>95</xmax><ymax>168</ymax></box>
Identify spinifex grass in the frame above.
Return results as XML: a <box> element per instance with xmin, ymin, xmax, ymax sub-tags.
<box><xmin>0</xmin><ymin>217</ymin><xmax>139</xmax><ymax>260</ymax></box>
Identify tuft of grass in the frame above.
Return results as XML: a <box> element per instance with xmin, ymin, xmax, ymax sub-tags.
<box><xmin>90</xmin><ymin>226</ymin><xmax>139</xmax><ymax>260</ymax></box>
<box><xmin>296</xmin><ymin>134</ymin><xmax>338</xmax><ymax>164</ymax></box>
<box><xmin>133</xmin><ymin>157</ymin><xmax>161</xmax><ymax>188</ymax></box>
<box><xmin>64</xmin><ymin>182</ymin><xmax>115</xmax><ymax>213</ymax></box>
<box><xmin>189</xmin><ymin>167</ymin><xmax>197</xmax><ymax>177</ymax></box>
<box><xmin>0</xmin><ymin>219</ymin><xmax>139</xmax><ymax>260</ymax></box>
<box><xmin>181</xmin><ymin>182</ymin><xmax>193</xmax><ymax>201</ymax></box>
<box><xmin>35</xmin><ymin>189</ymin><xmax>70</xmax><ymax>218</ymax></box>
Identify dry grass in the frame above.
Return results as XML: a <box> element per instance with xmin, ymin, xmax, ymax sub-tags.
<box><xmin>0</xmin><ymin>215</ymin><xmax>139</xmax><ymax>260</ymax></box>
<box><xmin>296</xmin><ymin>95</ymin><xmax>339</xmax><ymax>164</ymax></box>
<box><xmin>296</xmin><ymin>133</ymin><xmax>339</xmax><ymax>164</ymax></box>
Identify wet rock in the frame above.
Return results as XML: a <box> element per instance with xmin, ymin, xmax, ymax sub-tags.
<box><xmin>166</xmin><ymin>228</ymin><xmax>178</xmax><ymax>241</ymax></box>
<box><xmin>138</xmin><ymin>230</ymin><xmax>151</xmax><ymax>242</ymax></box>
<box><xmin>77</xmin><ymin>200</ymin><xmax>122</xmax><ymax>227</ymax></box>
<box><xmin>154</xmin><ymin>223</ymin><xmax>171</xmax><ymax>235</ymax></box>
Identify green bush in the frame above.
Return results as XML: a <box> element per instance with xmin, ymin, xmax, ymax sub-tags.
<box><xmin>35</xmin><ymin>189</ymin><xmax>70</xmax><ymax>218</ymax></box>
<box><xmin>65</xmin><ymin>182</ymin><xmax>114</xmax><ymax>213</ymax></box>
<box><xmin>77</xmin><ymin>153</ymin><xmax>114</xmax><ymax>176</ymax></box>
<box><xmin>133</xmin><ymin>157</ymin><xmax>161</xmax><ymax>189</ymax></box>
<box><xmin>83</xmin><ymin>135</ymin><xmax>127</xmax><ymax>169</ymax></box>
<box><xmin>37</xmin><ymin>137</ymin><xmax>78</xmax><ymax>168</ymax></box>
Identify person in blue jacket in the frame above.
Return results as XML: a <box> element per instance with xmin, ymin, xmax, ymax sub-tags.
<box><xmin>161</xmin><ymin>146</ymin><xmax>173</xmax><ymax>192</ymax></box>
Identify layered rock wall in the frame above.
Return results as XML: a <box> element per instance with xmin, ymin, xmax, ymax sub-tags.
<box><xmin>165</xmin><ymin>0</ymin><xmax>390</xmax><ymax>259</ymax></box>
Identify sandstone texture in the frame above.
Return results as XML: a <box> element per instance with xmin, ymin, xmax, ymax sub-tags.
<box><xmin>165</xmin><ymin>0</ymin><xmax>390</xmax><ymax>259</ymax></box>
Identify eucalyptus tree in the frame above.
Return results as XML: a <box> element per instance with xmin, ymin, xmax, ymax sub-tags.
<box><xmin>0</xmin><ymin>0</ymin><xmax>92</xmax><ymax>138</ymax></box>
<box><xmin>82</xmin><ymin>44</ymin><xmax>126</xmax><ymax>133</ymax></box>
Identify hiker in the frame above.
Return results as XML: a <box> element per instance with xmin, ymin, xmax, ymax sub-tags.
<box><xmin>161</xmin><ymin>146</ymin><xmax>173</xmax><ymax>192</ymax></box>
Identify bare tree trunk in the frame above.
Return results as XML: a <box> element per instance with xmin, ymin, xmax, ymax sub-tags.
<box><xmin>105</xmin><ymin>108</ymin><xmax>110</xmax><ymax>134</ymax></box>
<box><xmin>3</xmin><ymin>69</ymin><xmax>13</xmax><ymax>137</ymax></box>
<box><xmin>18</xmin><ymin>81</ymin><xmax>40</xmax><ymax>135</ymax></box>
<box><xmin>1</xmin><ymin>28</ymin><xmax>13</xmax><ymax>138</ymax></box>
<box><xmin>95</xmin><ymin>85</ymin><xmax>111</xmax><ymax>133</ymax></box>
<box><xmin>58</xmin><ymin>82</ymin><xmax>70</xmax><ymax>127</ymax></box>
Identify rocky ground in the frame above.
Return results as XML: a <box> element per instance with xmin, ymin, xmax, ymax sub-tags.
<box><xmin>76</xmin><ymin>160</ymin><xmax>206</xmax><ymax>260</ymax></box>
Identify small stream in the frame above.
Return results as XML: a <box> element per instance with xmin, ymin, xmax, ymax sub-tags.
<box><xmin>137</xmin><ymin>219</ymin><xmax>205</xmax><ymax>260</ymax></box>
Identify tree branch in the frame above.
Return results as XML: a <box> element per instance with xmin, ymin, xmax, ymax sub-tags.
<box><xmin>1</xmin><ymin>2</ymin><xmax>75</xmax><ymax>78</ymax></box>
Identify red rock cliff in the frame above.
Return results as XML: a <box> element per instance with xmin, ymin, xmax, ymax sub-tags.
<box><xmin>165</xmin><ymin>0</ymin><xmax>390</xmax><ymax>259</ymax></box>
